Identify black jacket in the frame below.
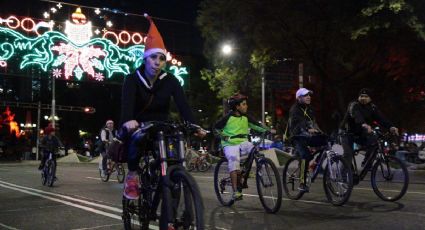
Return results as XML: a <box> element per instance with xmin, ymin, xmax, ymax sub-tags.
<box><xmin>288</xmin><ymin>102</ymin><xmax>318</xmax><ymax>137</ymax></box>
<box><xmin>340</xmin><ymin>101</ymin><xmax>392</xmax><ymax>135</ymax></box>
<box><xmin>120</xmin><ymin>65</ymin><xmax>195</xmax><ymax>124</ymax></box>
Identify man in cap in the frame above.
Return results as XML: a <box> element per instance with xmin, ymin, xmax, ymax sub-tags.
<box><xmin>340</xmin><ymin>88</ymin><xmax>399</xmax><ymax>178</ymax></box>
<box><xmin>288</xmin><ymin>88</ymin><xmax>326</xmax><ymax>192</ymax></box>
<box><xmin>100</xmin><ymin>120</ymin><xmax>117</xmax><ymax>175</ymax></box>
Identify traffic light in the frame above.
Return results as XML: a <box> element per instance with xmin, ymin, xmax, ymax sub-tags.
<box><xmin>83</xmin><ymin>107</ymin><xmax>96</xmax><ymax>114</ymax></box>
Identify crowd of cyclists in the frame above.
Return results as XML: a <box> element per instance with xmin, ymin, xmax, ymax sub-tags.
<box><xmin>35</xmin><ymin>15</ymin><xmax>409</xmax><ymax>230</ymax></box>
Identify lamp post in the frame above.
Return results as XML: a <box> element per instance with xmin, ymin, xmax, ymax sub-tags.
<box><xmin>51</xmin><ymin>75</ymin><xmax>56</xmax><ymax>128</ymax></box>
<box><xmin>221</xmin><ymin>43</ymin><xmax>234</xmax><ymax>115</ymax></box>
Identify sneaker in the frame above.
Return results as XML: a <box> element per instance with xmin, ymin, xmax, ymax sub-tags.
<box><xmin>124</xmin><ymin>174</ymin><xmax>140</xmax><ymax>200</ymax></box>
<box><xmin>298</xmin><ymin>183</ymin><xmax>309</xmax><ymax>193</ymax></box>
<box><xmin>232</xmin><ymin>191</ymin><xmax>243</xmax><ymax>201</ymax></box>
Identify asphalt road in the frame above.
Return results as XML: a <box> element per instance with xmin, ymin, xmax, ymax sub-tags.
<box><xmin>0</xmin><ymin>163</ymin><xmax>424</xmax><ymax>230</ymax></box>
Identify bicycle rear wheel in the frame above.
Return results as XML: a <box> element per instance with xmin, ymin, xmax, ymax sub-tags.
<box><xmin>198</xmin><ymin>159</ymin><xmax>211</xmax><ymax>172</ymax></box>
<box><xmin>213</xmin><ymin>158</ymin><xmax>235</xmax><ymax>206</ymax></box>
<box><xmin>116</xmin><ymin>163</ymin><xmax>126</xmax><ymax>183</ymax></box>
<box><xmin>371</xmin><ymin>155</ymin><xmax>409</xmax><ymax>201</ymax></box>
<box><xmin>41</xmin><ymin>167</ymin><xmax>47</xmax><ymax>186</ymax></box>
<box><xmin>323</xmin><ymin>155</ymin><xmax>353</xmax><ymax>206</ymax></box>
<box><xmin>167</xmin><ymin>166</ymin><xmax>204</xmax><ymax>230</ymax></box>
<box><xmin>282</xmin><ymin>157</ymin><xmax>305</xmax><ymax>200</ymax></box>
<box><xmin>256</xmin><ymin>158</ymin><xmax>282</xmax><ymax>213</ymax></box>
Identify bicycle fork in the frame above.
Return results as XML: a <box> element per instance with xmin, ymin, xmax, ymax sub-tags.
<box><xmin>157</xmin><ymin>131</ymin><xmax>174</xmax><ymax>226</ymax></box>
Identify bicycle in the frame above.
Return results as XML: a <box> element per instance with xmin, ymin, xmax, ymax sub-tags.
<box><xmin>282</xmin><ymin>135</ymin><xmax>353</xmax><ymax>206</ymax></box>
<box><xmin>99</xmin><ymin>156</ymin><xmax>126</xmax><ymax>183</ymax></box>
<box><xmin>213</xmin><ymin>131</ymin><xmax>282</xmax><ymax>213</ymax></box>
<box><xmin>41</xmin><ymin>151</ymin><xmax>57</xmax><ymax>187</ymax></box>
<box><xmin>122</xmin><ymin>121</ymin><xmax>206</xmax><ymax>230</ymax></box>
<box><xmin>344</xmin><ymin>128</ymin><xmax>409</xmax><ymax>201</ymax></box>
<box><xmin>186</xmin><ymin>149</ymin><xmax>212</xmax><ymax>172</ymax></box>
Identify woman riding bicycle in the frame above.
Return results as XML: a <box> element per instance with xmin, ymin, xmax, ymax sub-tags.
<box><xmin>214</xmin><ymin>92</ymin><xmax>275</xmax><ymax>200</ymax></box>
<box><xmin>120</xmin><ymin>16</ymin><xmax>205</xmax><ymax>200</ymax></box>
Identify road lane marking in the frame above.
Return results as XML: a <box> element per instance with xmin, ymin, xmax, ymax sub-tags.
<box><xmin>0</xmin><ymin>180</ymin><xmax>122</xmax><ymax>213</ymax></box>
<box><xmin>86</xmin><ymin>176</ymin><xmax>119</xmax><ymax>182</ymax></box>
<box><xmin>0</xmin><ymin>181</ymin><xmax>159</xmax><ymax>230</ymax></box>
<box><xmin>0</xmin><ymin>223</ymin><xmax>20</xmax><ymax>230</ymax></box>
<box><xmin>70</xmin><ymin>223</ymin><xmax>123</xmax><ymax>230</ymax></box>
<box><xmin>355</xmin><ymin>187</ymin><xmax>425</xmax><ymax>195</ymax></box>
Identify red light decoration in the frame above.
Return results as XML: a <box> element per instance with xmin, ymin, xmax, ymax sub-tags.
<box><xmin>131</xmin><ymin>32</ymin><xmax>143</xmax><ymax>44</ymax></box>
<box><xmin>20</xmin><ymin>18</ymin><xmax>35</xmax><ymax>32</ymax></box>
<box><xmin>118</xmin><ymin>31</ymin><xmax>131</xmax><ymax>45</ymax></box>
<box><xmin>6</xmin><ymin>16</ymin><xmax>20</xmax><ymax>29</ymax></box>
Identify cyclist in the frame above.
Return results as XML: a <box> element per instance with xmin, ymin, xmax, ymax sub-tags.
<box><xmin>38</xmin><ymin>126</ymin><xmax>63</xmax><ymax>171</ymax></box>
<box><xmin>340</xmin><ymin>88</ymin><xmax>399</xmax><ymax>171</ymax></box>
<box><xmin>100</xmin><ymin>120</ymin><xmax>117</xmax><ymax>175</ymax></box>
<box><xmin>214</xmin><ymin>93</ymin><xmax>275</xmax><ymax>200</ymax></box>
<box><xmin>120</xmin><ymin>15</ymin><xmax>205</xmax><ymax>200</ymax></box>
<box><xmin>288</xmin><ymin>88</ymin><xmax>326</xmax><ymax>192</ymax></box>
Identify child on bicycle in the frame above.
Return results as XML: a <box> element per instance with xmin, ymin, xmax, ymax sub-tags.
<box><xmin>215</xmin><ymin>93</ymin><xmax>275</xmax><ymax>200</ymax></box>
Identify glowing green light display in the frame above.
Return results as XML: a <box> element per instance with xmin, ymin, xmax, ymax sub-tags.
<box><xmin>0</xmin><ymin>25</ymin><xmax>188</xmax><ymax>85</ymax></box>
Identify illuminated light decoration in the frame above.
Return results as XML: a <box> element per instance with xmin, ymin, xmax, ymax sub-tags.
<box><xmin>1</xmin><ymin>107</ymin><xmax>21</xmax><ymax>138</ymax></box>
<box><xmin>52</xmin><ymin>68</ymin><xmax>62</xmax><ymax>78</ymax></box>
<box><xmin>177</xmin><ymin>61</ymin><xmax>181</xmax><ymax>66</ymax></box>
<box><xmin>94</xmin><ymin>29</ymin><xmax>100</xmax><ymax>35</ymax></box>
<box><xmin>102</xmin><ymin>31</ymin><xmax>119</xmax><ymax>45</ymax></box>
<box><xmin>65</xmin><ymin>20</ymin><xmax>92</xmax><ymax>44</ymax></box>
<box><xmin>171</xmin><ymin>59</ymin><xmax>177</xmax><ymax>65</ymax></box>
<box><xmin>51</xmin><ymin>43</ymin><xmax>106</xmax><ymax>80</ymax></box>
<box><xmin>169</xmin><ymin>66</ymin><xmax>188</xmax><ymax>86</ymax></box>
<box><xmin>106</xmin><ymin>21</ymin><xmax>113</xmax><ymax>27</ymax></box>
<box><xmin>95</xmin><ymin>8</ymin><xmax>101</xmax><ymax>15</ymax></box>
<box><xmin>51</xmin><ymin>8</ymin><xmax>57</xmax><ymax>13</ymax></box>
<box><xmin>72</xmin><ymin>8</ymin><xmax>87</xmax><ymax>24</ymax></box>
<box><xmin>166</xmin><ymin>52</ymin><xmax>172</xmax><ymax>61</ymax></box>
<box><xmin>0</xmin><ymin>15</ymin><xmax>188</xmax><ymax>83</ymax></box>
<box><xmin>6</xmin><ymin>16</ymin><xmax>19</xmax><ymax>29</ymax></box>
<box><xmin>119</xmin><ymin>31</ymin><xmax>131</xmax><ymax>44</ymax></box>
<box><xmin>56</xmin><ymin>3</ymin><xmax>62</xmax><ymax>9</ymax></box>
<box><xmin>131</xmin><ymin>33</ymin><xmax>143</xmax><ymax>44</ymax></box>
<box><xmin>20</xmin><ymin>18</ymin><xmax>35</xmax><ymax>32</ymax></box>
<box><xmin>43</xmin><ymin>12</ymin><xmax>50</xmax><ymax>19</ymax></box>
<box><xmin>94</xmin><ymin>72</ymin><xmax>104</xmax><ymax>81</ymax></box>
<box><xmin>0</xmin><ymin>17</ymin><xmax>12</xmax><ymax>24</ymax></box>
<box><xmin>0</xmin><ymin>61</ymin><xmax>7</xmax><ymax>67</ymax></box>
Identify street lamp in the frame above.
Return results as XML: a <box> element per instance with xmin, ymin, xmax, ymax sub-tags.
<box><xmin>221</xmin><ymin>44</ymin><xmax>233</xmax><ymax>55</ymax></box>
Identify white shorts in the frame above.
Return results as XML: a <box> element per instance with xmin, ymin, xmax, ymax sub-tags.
<box><xmin>223</xmin><ymin>141</ymin><xmax>254</xmax><ymax>172</ymax></box>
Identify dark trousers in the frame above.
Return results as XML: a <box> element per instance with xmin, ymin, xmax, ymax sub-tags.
<box><xmin>40</xmin><ymin>151</ymin><xmax>57</xmax><ymax>168</ymax></box>
<box><xmin>101</xmin><ymin>151</ymin><xmax>109</xmax><ymax>171</ymax></box>
<box><xmin>122</xmin><ymin>129</ymin><xmax>148</xmax><ymax>171</ymax></box>
<box><xmin>292</xmin><ymin>135</ymin><xmax>327</xmax><ymax>184</ymax></box>
<box><xmin>341</xmin><ymin>133</ymin><xmax>378</xmax><ymax>167</ymax></box>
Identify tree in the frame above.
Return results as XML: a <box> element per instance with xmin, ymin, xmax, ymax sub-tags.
<box><xmin>197</xmin><ymin>0</ymin><xmax>425</xmax><ymax>132</ymax></box>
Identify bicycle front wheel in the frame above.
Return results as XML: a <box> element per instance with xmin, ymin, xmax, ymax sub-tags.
<box><xmin>99</xmin><ymin>168</ymin><xmax>110</xmax><ymax>182</ymax></box>
<box><xmin>323</xmin><ymin>155</ymin><xmax>353</xmax><ymax>206</ymax></box>
<box><xmin>166</xmin><ymin>166</ymin><xmax>204</xmax><ymax>230</ymax></box>
<box><xmin>371</xmin><ymin>155</ymin><xmax>409</xmax><ymax>201</ymax></box>
<box><xmin>116</xmin><ymin>163</ymin><xmax>126</xmax><ymax>183</ymax></box>
<box><xmin>213</xmin><ymin>158</ymin><xmax>235</xmax><ymax>206</ymax></box>
<box><xmin>256</xmin><ymin>158</ymin><xmax>282</xmax><ymax>213</ymax></box>
<box><xmin>198</xmin><ymin>159</ymin><xmax>211</xmax><ymax>172</ymax></box>
<box><xmin>282</xmin><ymin>157</ymin><xmax>305</xmax><ymax>200</ymax></box>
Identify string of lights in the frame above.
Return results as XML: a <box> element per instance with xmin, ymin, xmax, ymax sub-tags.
<box><xmin>39</xmin><ymin>0</ymin><xmax>192</xmax><ymax>25</ymax></box>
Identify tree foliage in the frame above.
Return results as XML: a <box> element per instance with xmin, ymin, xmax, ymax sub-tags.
<box><xmin>197</xmin><ymin>0</ymin><xmax>425</xmax><ymax>131</ymax></box>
